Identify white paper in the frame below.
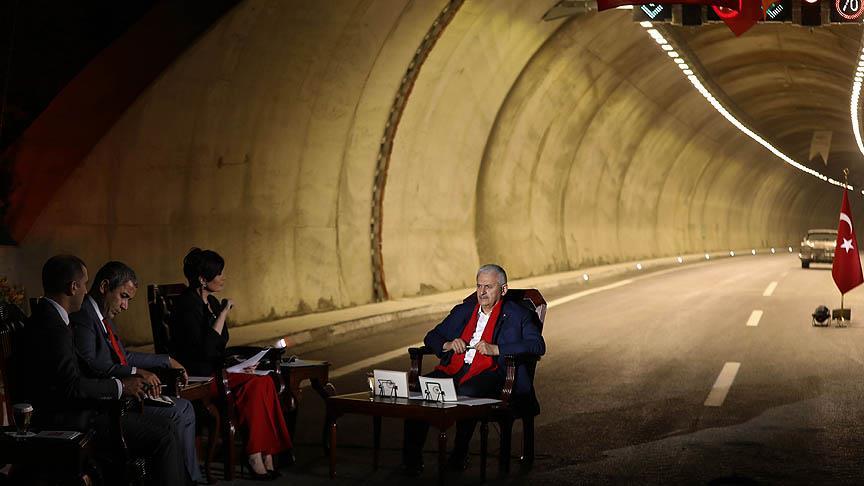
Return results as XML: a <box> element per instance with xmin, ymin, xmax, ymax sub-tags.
<box><xmin>454</xmin><ymin>397</ymin><xmax>501</xmax><ymax>406</ymax></box>
<box><xmin>419</xmin><ymin>377</ymin><xmax>458</xmax><ymax>402</ymax></box>
<box><xmin>226</xmin><ymin>348</ymin><xmax>270</xmax><ymax>374</ymax></box>
<box><xmin>373</xmin><ymin>370</ymin><xmax>409</xmax><ymax>398</ymax></box>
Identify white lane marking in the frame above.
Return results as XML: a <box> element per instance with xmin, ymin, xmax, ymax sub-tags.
<box><xmin>704</xmin><ymin>362</ymin><xmax>741</xmax><ymax>407</ymax></box>
<box><xmin>546</xmin><ymin>279</ymin><xmax>634</xmax><ymax>308</ymax></box>
<box><xmin>746</xmin><ymin>310</ymin><xmax>763</xmax><ymax>327</ymax></box>
<box><xmin>329</xmin><ymin>341</ymin><xmax>424</xmax><ymax>379</ymax></box>
<box><xmin>763</xmin><ymin>281</ymin><xmax>778</xmax><ymax>296</ymax></box>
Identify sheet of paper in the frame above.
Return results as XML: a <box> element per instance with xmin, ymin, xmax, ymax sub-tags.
<box><xmin>226</xmin><ymin>348</ymin><xmax>270</xmax><ymax>373</ymax></box>
<box><xmin>455</xmin><ymin>397</ymin><xmax>502</xmax><ymax>406</ymax></box>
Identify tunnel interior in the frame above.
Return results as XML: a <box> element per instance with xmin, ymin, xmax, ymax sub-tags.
<box><xmin>2</xmin><ymin>0</ymin><xmax>856</xmax><ymax>344</ymax></box>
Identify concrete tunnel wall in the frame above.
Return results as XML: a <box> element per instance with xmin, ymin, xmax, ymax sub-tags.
<box><xmin>11</xmin><ymin>0</ymin><xmax>841</xmax><ymax>344</ymax></box>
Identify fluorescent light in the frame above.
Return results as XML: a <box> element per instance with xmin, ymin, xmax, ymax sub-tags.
<box><xmin>640</xmin><ymin>24</ymin><xmax>853</xmax><ymax>192</ymax></box>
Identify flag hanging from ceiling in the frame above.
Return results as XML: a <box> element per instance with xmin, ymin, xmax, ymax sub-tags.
<box><xmin>713</xmin><ymin>0</ymin><xmax>763</xmax><ymax>36</ymax></box>
<box><xmin>832</xmin><ymin>190</ymin><xmax>864</xmax><ymax>294</ymax></box>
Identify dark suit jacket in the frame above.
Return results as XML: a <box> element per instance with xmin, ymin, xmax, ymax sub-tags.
<box><xmin>424</xmin><ymin>298</ymin><xmax>545</xmax><ymax>396</ymax></box>
<box><xmin>18</xmin><ymin>298</ymin><xmax>119</xmax><ymax>427</ymax></box>
<box><xmin>71</xmin><ymin>296</ymin><xmax>169</xmax><ymax>377</ymax></box>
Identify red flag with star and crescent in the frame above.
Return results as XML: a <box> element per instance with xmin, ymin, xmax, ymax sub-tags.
<box><xmin>832</xmin><ymin>190</ymin><xmax>864</xmax><ymax>294</ymax></box>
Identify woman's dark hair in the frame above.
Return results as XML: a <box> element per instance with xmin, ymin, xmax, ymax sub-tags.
<box><xmin>183</xmin><ymin>248</ymin><xmax>225</xmax><ymax>288</ymax></box>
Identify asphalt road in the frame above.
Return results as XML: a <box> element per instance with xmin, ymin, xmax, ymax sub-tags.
<box><xmin>227</xmin><ymin>253</ymin><xmax>864</xmax><ymax>485</ymax></box>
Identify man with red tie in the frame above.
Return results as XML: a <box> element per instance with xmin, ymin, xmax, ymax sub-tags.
<box><xmin>70</xmin><ymin>261</ymin><xmax>202</xmax><ymax>484</ymax></box>
<box><xmin>402</xmin><ymin>264</ymin><xmax>546</xmax><ymax>475</ymax></box>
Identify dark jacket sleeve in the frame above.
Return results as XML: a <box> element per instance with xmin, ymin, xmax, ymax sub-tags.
<box><xmin>70</xmin><ymin>313</ymin><xmax>135</xmax><ymax>377</ymax></box>
<box><xmin>126</xmin><ymin>351</ymin><xmax>170</xmax><ymax>369</ymax></box>
<box><xmin>424</xmin><ymin>303</ymin><xmax>471</xmax><ymax>357</ymax></box>
<box><xmin>44</xmin><ymin>325</ymin><xmax>119</xmax><ymax>401</ymax></box>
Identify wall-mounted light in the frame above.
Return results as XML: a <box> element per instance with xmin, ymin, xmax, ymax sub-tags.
<box><xmin>582</xmin><ymin>273</ymin><xmax>590</xmax><ymax>281</ymax></box>
<box><xmin>636</xmin><ymin>263</ymin><xmax>643</xmax><ymax>270</ymax></box>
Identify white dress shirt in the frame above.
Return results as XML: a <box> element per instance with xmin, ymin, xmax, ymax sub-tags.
<box><xmin>464</xmin><ymin>307</ymin><xmax>491</xmax><ymax>365</ymax></box>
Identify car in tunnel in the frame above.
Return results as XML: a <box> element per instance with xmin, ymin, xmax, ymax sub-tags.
<box><xmin>799</xmin><ymin>229</ymin><xmax>837</xmax><ymax>268</ymax></box>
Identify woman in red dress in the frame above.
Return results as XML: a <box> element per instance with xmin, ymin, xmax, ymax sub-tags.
<box><xmin>170</xmin><ymin>248</ymin><xmax>292</xmax><ymax>480</ymax></box>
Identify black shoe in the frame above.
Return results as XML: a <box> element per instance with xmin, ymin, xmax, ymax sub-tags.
<box><xmin>447</xmin><ymin>452</ymin><xmax>470</xmax><ymax>472</ymax></box>
<box><xmin>267</xmin><ymin>469</ymin><xmax>282</xmax><ymax>479</ymax></box>
<box><xmin>401</xmin><ymin>461</ymin><xmax>424</xmax><ymax>477</ymax></box>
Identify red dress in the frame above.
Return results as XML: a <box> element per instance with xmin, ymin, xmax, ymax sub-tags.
<box><xmin>212</xmin><ymin>373</ymin><xmax>292</xmax><ymax>454</ymax></box>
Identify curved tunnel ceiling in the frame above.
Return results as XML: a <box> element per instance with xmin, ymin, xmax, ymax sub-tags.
<box><xmin>676</xmin><ymin>23</ymin><xmax>863</xmax><ymax>186</ymax></box>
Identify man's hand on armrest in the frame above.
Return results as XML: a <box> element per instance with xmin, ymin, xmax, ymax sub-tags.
<box><xmin>443</xmin><ymin>338</ymin><xmax>467</xmax><ymax>354</ymax></box>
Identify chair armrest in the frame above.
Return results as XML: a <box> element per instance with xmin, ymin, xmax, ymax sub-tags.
<box><xmin>151</xmin><ymin>368</ymin><xmax>185</xmax><ymax>397</ymax></box>
<box><xmin>499</xmin><ymin>353</ymin><xmax>541</xmax><ymax>404</ymax></box>
<box><xmin>408</xmin><ymin>346</ymin><xmax>435</xmax><ymax>392</ymax></box>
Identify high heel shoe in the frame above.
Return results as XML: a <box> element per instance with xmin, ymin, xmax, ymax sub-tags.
<box><xmin>240</xmin><ymin>461</ymin><xmax>275</xmax><ymax>481</ymax></box>
<box><xmin>267</xmin><ymin>469</ymin><xmax>282</xmax><ymax>479</ymax></box>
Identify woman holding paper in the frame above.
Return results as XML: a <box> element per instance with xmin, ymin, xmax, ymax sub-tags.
<box><xmin>170</xmin><ymin>248</ymin><xmax>292</xmax><ymax>480</ymax></box>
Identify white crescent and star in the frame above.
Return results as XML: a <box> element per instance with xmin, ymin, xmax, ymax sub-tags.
<box><xmin>839</xmin><ymin>213</ymin><xmax>856</xmax><ymax>253</ymax></box>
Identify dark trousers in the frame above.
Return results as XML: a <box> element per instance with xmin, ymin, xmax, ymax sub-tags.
<box><xmin>403</xmin><ymin>365</ymin><xmax>502</xmax><ymax>465</ymax></box>
<box><xmin>120</xmin><ymin>411</ymin><xmax>187</xmax><ymax>486</ymax></box>
<box><xmin>145</xmin><ymin>397</ymin><xmax>201</xmax><ymax>483</ymax></box>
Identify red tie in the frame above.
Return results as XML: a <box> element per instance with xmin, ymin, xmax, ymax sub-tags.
<box><xmin>104</xmin><ymin>319</ymin><xmax>128</xmax><ymax>366</ymax></box>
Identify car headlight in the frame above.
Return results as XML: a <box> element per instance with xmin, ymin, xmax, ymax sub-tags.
<box><xmin>805</xmin><ymin>240</ymin><xmax>814</xmax><ymax>248</ymax></box>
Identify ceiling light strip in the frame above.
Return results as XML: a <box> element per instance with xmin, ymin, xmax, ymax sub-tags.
<box><xmin>640</xmin><ymin>22</ymin><xmax>852</xmax><ymax>192</ymax></box>
<box><xmin>851</xmin><ymin>46</ymin><xmax>864</xmax><ymax>194</ymax></box>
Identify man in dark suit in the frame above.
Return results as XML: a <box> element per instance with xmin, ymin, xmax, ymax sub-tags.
<box><xmin>19</xmin><ymin>255</ymin><xmax>187</xmax><ymax>486</ymax></box>
<box><xmin>402</xmin><ymin>264</ymin><xmax>546</xmax><ymax>474</ymax></box>
<box><xmin>71</xmin><ymin>261</ymin><xmax>202</xmax><ymax>484</ymax></box>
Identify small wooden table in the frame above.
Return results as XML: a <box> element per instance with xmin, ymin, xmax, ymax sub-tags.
<box><xmin>280</xmin><ymin>359</ymin><xmax>335</xmax><ymax>453</ymax></box>
<box><xmin>326</xmin><ymin>392</ymin><xmax>497</xmax><ymax>485</ymax></box>
<box><xmin>0</xmin><ymin>427</ymin><xmax>95</xmax><ymax>483</ymax></box>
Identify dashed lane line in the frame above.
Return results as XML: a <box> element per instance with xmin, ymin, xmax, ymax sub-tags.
<box><xmin>746</xmin><ymin>310</ymin><xmax>763</xmax><ymax>327</ymax></box>
<box><xmin>704</xmin><ymin>362</ymin><xmax>741</xmax><ymax>407</ymax></box>
<box><xmin>763</xmin><ymin>281</ymin><xmax>778</xmax><ymax>296</ymax></box>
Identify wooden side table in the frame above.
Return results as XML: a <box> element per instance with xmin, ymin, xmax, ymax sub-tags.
<box><xmin>0</xmin><ymin>428</ymin><xmax>95</xmax><ymax>484</ymax></box>
<box><xmin>326</xmin><ymin>392</ymin><xmax>496</xmax><ymax>486</ymax></box>
<box><xmin>280</xmin><ymin>359</ymin><xmax>335</xmax><ymax>454</ymax></box>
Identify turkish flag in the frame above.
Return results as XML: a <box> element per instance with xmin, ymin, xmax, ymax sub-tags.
<box><xmin>832</xmin><ymin>190</ymin><xmax>864</xmax><ymax>294</ymax></box>
<box><xmin>713</xmin><ymin>0</ymin><xmax>763</xmax><ymax>36</ymax></box>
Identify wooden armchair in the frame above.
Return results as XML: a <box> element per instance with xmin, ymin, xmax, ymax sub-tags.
<box><xmin>0</xmin><ymin>303</ymin><xmax>146</xmax><ymax>485</ymax></box>
<box><xmin>408</xmin><ymin>288</ymin><xmax>546</xmax><ymax>473</ymax></box>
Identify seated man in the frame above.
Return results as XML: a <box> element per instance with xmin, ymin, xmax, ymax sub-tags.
<box><xmin>71</xmin><ymin>261</ymin><xmax>202</xmax><ymax>484</ymax></box>
<box><xmin>19</xmin><ymin>255</ymin><xmax>187</xmax><ymax>486</ymax></box>
<box><xmin>402</xmin><ymin>264</ymin><xmax>545</xmax><ymax>474</ymax></box>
